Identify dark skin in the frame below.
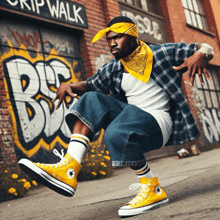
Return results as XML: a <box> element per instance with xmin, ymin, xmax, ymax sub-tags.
<box><xmin>173</xmin><ymin>44</ymin><xmax>212</xmax><ymax>86</ymax></box>
<box><xmin>106</xmin><ymin>31</ymin><xmax>139</xmax><ymax>60</ymax></box>
<box><xmin>52</xmin><ymin>31</ymin><xmax>213</xmax><ymax>170</ymax></box>
<box><xmin>52</xmin><ymin>32</ymin><xmax>139</xmax><ymax>110</ymax></box>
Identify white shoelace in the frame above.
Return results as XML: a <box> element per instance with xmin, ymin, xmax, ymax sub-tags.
<box><xmin>128</xmin><ymin>183</ymin><xmax>152</xmax><ymax>205</ymax></box>
<box><xmin>37</xmin><ymin>149</ymin><xmax>68</xmax><ymax>168</ymax></box>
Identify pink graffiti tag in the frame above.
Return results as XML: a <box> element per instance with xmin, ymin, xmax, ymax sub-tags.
<box><xmin>10</xmin><ymin>30</ymin><xmax>49</xmax><ymax>50</ymax></box>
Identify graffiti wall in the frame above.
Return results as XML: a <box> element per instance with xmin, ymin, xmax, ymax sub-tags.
<box><xmin>0</xmin><ymin>16</ymin><xmax>112</xmax><ymax>180</ymax></box>
<box><xmin>199</xmin><ymin>108</ymin><xmax>220</xmax><ymax>143</ymax></box>
<box><xmin>0</xmin><ymin>17</ymin><xmax>83</xmax><ymax>162</ymax></box>
<box><xmin>193</xmin><ymin>70</ymin><xmax>220</xmax><ymax>144</ymax></box>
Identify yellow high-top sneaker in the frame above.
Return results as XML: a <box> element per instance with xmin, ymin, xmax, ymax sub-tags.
<box><xmin>118</xmin><ymin>176</ymin><xmax>169</xmax><ymax>217</ymax></box>
<box><xmin>18</xmin><ymin>149</ymin><xmax>82</xmax><ymax>197</ymax></box>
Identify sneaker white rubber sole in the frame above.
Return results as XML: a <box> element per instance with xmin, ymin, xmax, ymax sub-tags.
<box><xmin>118</xmin><ymin>198</ymin><xmax>169</xmax><ymax>217</ymax></box>
<box><xmin>18</xmin><ymin>158</ymin><xmax>75</xmax><ymax>197</ymax></box>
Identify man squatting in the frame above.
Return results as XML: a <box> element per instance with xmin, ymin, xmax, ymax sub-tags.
<box><xmin>19</xmin><ymin>16</ymin><xmax>214</xmax><ymax>217</ymax></box>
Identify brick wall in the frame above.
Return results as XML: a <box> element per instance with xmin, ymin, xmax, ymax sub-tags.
<box><xmin>160</xmin><ymin>0</ymin><xmax>220</xmax><ymax>65</ymax></box>
<box><xmin>0</xmin><ymin>61</ymin><xmax>20</xmax><ymax>175</ymax></box>
<box><xmin>72</xmin><ymin>0</ymin><xmax>120</xmax><ymax>79</ymax></box>
<box><xmin>0</xmin><ymin>0</ymin><xmax>219</xmax><ymax>172</ymax></box>
<box><xmin>0</xmin><ymin>0</ymin><xmax>121</xmax><ymax>179</ymax></box>
<box><xmin>160</xmin><ymin>0</ymin><xmax>220</xmax><ymax>150</ymax></box>
<box><xmin>209</xmin><ymin>0</ymin><xmax>220</xmax><ymax>44</ymax></box>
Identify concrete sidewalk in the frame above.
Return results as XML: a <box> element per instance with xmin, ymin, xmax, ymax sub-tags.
<box><xmin>0</xmin><ymin>148</ymin><xmax>220</xmax><ymax>220</ymax></box>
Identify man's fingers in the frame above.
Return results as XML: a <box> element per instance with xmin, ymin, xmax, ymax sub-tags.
<box><xmin>54</xmin><ymin>96</ymin><xmax>78</xmax><ymax>110</ymax></box>
<box><xmin>173</xmin><ymin>63</ymin><xmax>186</xmax><ymax>71</ymax></box>
<box><xmin>189</xmin><ymin>64</ymin><xmax>197</xmax><ymax>85</ymax></box>
<box><xmin>64</xmin><ymin>98</ymin><xmax>69</xmax><ymax>109</ymax></box>
<box><xmin>52</xmin><ymin>83</ymin><xmax>78</xmax><ymax>110</ymax></box>
<box><xmin>51</xmin><ymin>95</ymin><xmax>58</xmax><ymax>103</ymax></box>
<box><xmin>51</xmin><ymin>98</ymin><xmax>56</xmax><ymax>103</ymax></box>
<box><xmin>203</xmin><ymin>67</ymin><xmax>212</xmax><ymax>81</ymax></box>
<box><xmin>55</xmin><ymin>99</ymin><xmax>62</xmax><ymax>110</ymax></box>
<box><xmin>197</xmin><ymin>67</ymin><xmax>204</xmax><ymax>86</ymax></box>
<box><xmin>68</xmin><ymin>91</ymin><xmax>78</xmax><ymax>98</ymax></box>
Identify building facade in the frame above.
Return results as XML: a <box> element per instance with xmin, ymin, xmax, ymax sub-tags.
<box><xmin>0</xmin><ymin>0</ymin><xmax>220</xmax><ymax>175</ymax></box>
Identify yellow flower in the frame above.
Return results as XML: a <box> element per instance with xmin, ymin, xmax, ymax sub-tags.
<box><xmin>104</xmin><ymin>155</ymin><xmax>111</xmax><ymax>161</ymax></box>
<box><xmin>5</xmin><ymin>170</ymin><xmax>8</xmax><ymax>173</ymax></box>
<box><xmin>18</xmin><ymin>179</ymin><xmax>26</xmax><ymax>182</ymax></box>
<box><xmin>106</xmin><ymin>150</ymin><xmax>110</xmax><ymax>155</ymax></box>
<box><xmin>99</xmin><ymin>170</ymin><xmax>106</xmax><ymax>175</ymax></box>
<box><xmin>100</xmin><ymin>162</ymin><xmax>107</xmax><ymax>167</ymax></box>
<box><xmin>24</xmin><ymin>181</ymin><xmax>31</xmax><ymax>190</ymax></box>
<box><xmin>8</xmin><ymin>188</ymin><xmax>16</xmax><ymax>194</ymax></box>
<box><xmin>12</xmin><ymin>174</ymin><xmax>18</xmax><ymax>179</ymax></box>
<box><xmin>86</xmin><ymin>162</ymin><xmax>92</xmax><ymax>166</ymax></box>
<box><xmin>91</xmin><ymin>171</ymin><xmax>97</xmax><ymax>176</ymax></box>
<box><xmin>14</xmin><ymin>192</ymin><xmax>18</xmax><ymax>196</ymax></box>
<box><xmin>32</xmin><ymin>180</ymin><xmax>37</xmax><ymax>186</ymax></box>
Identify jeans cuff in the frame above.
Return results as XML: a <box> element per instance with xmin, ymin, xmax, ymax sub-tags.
<box><xmin>70</xmin><ymin>110</ymin><xmax>95</xmax><ymax>132</ymax></box>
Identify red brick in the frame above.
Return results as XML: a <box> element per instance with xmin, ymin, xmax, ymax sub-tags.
<box><xmin>2</xmin><ymin>128</ymin><xmax>12</xmax><ymax>135</ymax></box>
<box><xmin>160</xmin><ymin>0</ymin><xmax>219</xmax><ymax>65</ymax></box>
<box><xmin>0</xmin><ymin>102</ymin><xmax>8</xmax><ymax>108</ymax></box>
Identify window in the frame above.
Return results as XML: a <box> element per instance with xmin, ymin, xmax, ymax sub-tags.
<box><xmin>182</xmin><ymin>0</ymin><xmax>209</xmax><ymax>31</ymax></box>
<box><xmin>120</xmin><ymin>0</ymin><xmax>161</xmax><ymax>15</ymax></box>
<box><xmin>194</xmin><ymin>68</ymin><xmax>220</xmax><ymax>109</ymax></box>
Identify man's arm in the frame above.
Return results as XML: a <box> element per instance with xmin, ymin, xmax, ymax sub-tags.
<box><xmin>173</xmin><ymin>43</ymin><xmax>214</xmax><ymax>86</ymax></box>
<box><xmin>52</xmin><ymin>81</ymin><xmax>89</xmax><ymax>110</ymax></box>
<box><xmin>52</xmin><ymin>60</ymin><xmax>113</xmax><ymax>110</ymax></box>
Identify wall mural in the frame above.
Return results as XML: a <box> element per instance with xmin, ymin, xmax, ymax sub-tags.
<box><xmin>0</xmin><ymin>23</ymin><xmax>112</xmax><ymax>180</ymax></box>
<box><xmin>201</xmin><ymin>108</ymin><xmax>220</xmax><ymax>143</ymax></box>
<box><xmin>1</xmin><ymin>39</ymin><xmax>78</xmax><ymax>158</ymax></box>
<box><xmin>193</xmin><ymin>86</ymin><xmax>220</xmax><ymax>144</ymax></box>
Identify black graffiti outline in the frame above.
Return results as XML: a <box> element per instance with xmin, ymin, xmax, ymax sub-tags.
<box><xmin>3</xmin><ymin>55</ymin><xmax>74</xmax><ymax>151</ymax></box>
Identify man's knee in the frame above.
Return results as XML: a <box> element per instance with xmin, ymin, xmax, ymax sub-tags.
<box><xmin>104</xmin><ymin>125</ymin><xmax>125</xmax><ymax>148</ymax></box>
<box><xmin>122</xmin><ymin>105</ymin><xmax>140</xmax><ymax>117</ymax></box>
<box><xmin>81</xmin><ymin>91</ymin><xmax>103</xmax><ymax>100</ymax></box>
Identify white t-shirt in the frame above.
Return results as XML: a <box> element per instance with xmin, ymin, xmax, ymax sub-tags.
<box><xmin>121</xmin><ymin>73</ymin><xmax>173</xmax><ymax>146</ymax></box>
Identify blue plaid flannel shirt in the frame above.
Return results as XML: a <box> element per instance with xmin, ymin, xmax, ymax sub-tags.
<box><xmin>87</xmin><ymin>43</ymin><xmax>200</xmax><ymax>146</ymax></box>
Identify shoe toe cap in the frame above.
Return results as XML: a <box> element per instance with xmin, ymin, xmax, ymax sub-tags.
<box><xmin>119</xmin><ymin>205</ymin><xmax>132</xmax><ymax>211</ymax></box>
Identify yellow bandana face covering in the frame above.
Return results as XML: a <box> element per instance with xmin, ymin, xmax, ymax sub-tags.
<box><xmin>92</xmin><ymin>22</ymin><xmax>153</xmax><ymax>83</ymax></box>
<box><xmin>120</xmin><ymin>40</ymin><xmax>153</xmax><ymax>83</ymax></box>
<box><xmin>92</xmin><ymin>22</ymin><xmax>138</xmax><ymax>43</ymax></box>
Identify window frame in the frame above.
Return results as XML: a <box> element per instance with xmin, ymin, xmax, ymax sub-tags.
<box><xmin>194</xmin><ymin>67</ymin><xmax>220</xmax><ymax>110</ymax></box>
<box><xmin>182</xmin><ymin>0</ymin><xmax>209</xmax><ymax>32</ymax></box>
<box><xmin>119</xmin><ymin>0</ymin><xmax>162</xmax><ymax>16</ymax></box>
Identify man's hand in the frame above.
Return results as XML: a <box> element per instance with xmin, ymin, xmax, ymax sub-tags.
<box><xmin>173</xmin><ymin>52</ymin><xmax>211</xmax><ymax>86</ymax></box>
<box><xmin>52</xmin><ymin>81</ymin><xmax>89</xmax><ymax>110</ymax></box>
<box><xmin>52</xmin><ymin>83</ymin><xmax>78</xmax><ymax>110</ymax></box>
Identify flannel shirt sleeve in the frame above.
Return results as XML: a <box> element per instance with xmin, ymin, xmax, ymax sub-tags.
<box><xmin>86</xmin><ymin>63</ymin><xmax>111</xmax><ymax>94</ymax></box>
<box><xmin>173</xmin><ymin>42</ymin><xmax>199</xmax><ymax>67</ymax></box>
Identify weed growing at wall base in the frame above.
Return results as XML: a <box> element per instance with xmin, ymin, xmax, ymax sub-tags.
<box><xmin>0</xmin><ymin>169</ymin><xmax>37</xmax><ymax>202</ymax></box>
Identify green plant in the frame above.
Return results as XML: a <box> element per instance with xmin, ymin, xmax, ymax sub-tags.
<box><xmin>0</xmin><ymin>169</ymin><xmax>37</xmax><ymax>202</ymax></box>
<box><xmin>78</xmin><ymin>129</ymin><xmax>113</xmax><ymax>181</ymax></box>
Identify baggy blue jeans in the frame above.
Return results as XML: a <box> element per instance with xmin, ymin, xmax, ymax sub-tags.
<box><xmin>65</xmin><ymin>91</ymin><xmax>163</xmax><ymax>167</ymax></box>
